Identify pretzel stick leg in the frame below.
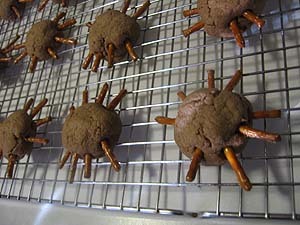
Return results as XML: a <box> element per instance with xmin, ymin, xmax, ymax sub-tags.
<box><xmin>182</xmin><ymin>21</ymin><xmax>205</xmax><ymax>37</ymax></box>
<box><xmin>224</xmin><ymin>147</ymin><xmax>252</xmax><ymax>191</ymax></box>
<box><xmin>186</xmin><ymin>148</ymin><xmax>202</xmax><ymax>182</ymax></box>
<box><xmin>155</xmin><ymin>116</ymin><xmax>175</xmax><ymax>125</ymax></box>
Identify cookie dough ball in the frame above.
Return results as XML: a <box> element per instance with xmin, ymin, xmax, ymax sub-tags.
<box><xmin>0</xmin><ymin>110</ymin><xmax>36</xmax><ymax>160</ymax></box>
<box><xmin>0</xmin><ymin>0</ymin><xmax>23</xmax><ymax>20</ymax></box>
<box><xmin>62</xmin><ymin>103</ymin><xmax>122</xmax><ymax>159</ymax></box>
<box><xmin>174</xmin><ymin>88</ymin><xmax>252</xmax><ymax>165</ymax></box>
<box><xmin>25</xmin><ymin>20</ymin><xmax>62</xmax><ymax>60</ymax></box>
<box><xmin>198</xmin><ymin>0</ymin><xmax>253</xmax><ymax>37</ymax></box>
<box><xmin>88</xmin><ymin>10</ymin><xmax>140</xmax><ymax>63</ymax></box>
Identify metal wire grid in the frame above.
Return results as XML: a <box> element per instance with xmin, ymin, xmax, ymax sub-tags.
<box><xmin>0</xmin><ymin>0</ymin><xmax>299</xmax><ymax>221</ymax></box>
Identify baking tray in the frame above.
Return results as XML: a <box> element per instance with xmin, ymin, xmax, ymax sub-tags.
<box><xmin>0</xmin><ymin>0</ymin><xmax>299</xmax><ymax>222</ymax></box>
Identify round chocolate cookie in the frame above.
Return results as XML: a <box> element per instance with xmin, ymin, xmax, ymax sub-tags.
<box><xmin>82</xmin><ymin>0</ymin><xmax>151</xmax><ymax>71</ymax></box>
<box><xmin>60</xmin><ymin>84</ymin><xmax>127</xmax><ymax>183</ymax></box>
<box><xmin>0</xmin><ymin>0</ymin><xmax>24</xmax><ymax>20</ymax></box>
<box><xmin>0</xmin><ymin>110</ymin><xmax>36</xmax><ymax>160</ymax></box>
<box><xmin>155</xmin><ymin>70</ymin><xmax>281</xmax><ymax>191</ymax></box>
<box><xmin>175</xmin><ymin>88</ymin><xmax>252</xmax><ymax>166</ymax></box>
<box><xmin>25</xmin><ymin>20</ymin><xmax>62</xmax><ymax>60</ymax></box>
<box><xmin>0</xmin><ymin>98</ymin><xmax>51</xmax><ymax>178</ymax></box>
<box><xmin>182</xmin><ymin>0</ymin><xmax>265</xmax><ymax>47</ymax></box>
<box><xmin>13</xmin><ymin>12</ymin><xmax>77</xmax><ymax>72</ymax></box>
<box><xmin>62</xmin><ymin>103</ymin><xmax>122</xmax><ymax>159</ymax></box>
<box><xmin>197</xmin><ymin>0</ymin><xmax>253</xmax><ymax>38</ymax></box>
<box><xmin>88</xmin><ymin>10</ymin><xmax>140</xmax><ymax>64</ymax></box>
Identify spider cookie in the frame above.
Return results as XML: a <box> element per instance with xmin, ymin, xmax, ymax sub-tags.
<box><xmin>183</xmin><ymin>0</ymin><xmax>265</xmax><ymax>47</ymax></box>
<box><xmin>155</xmin><ymin>70</ymin><xmax>281</xmax><ymax>191</ymax></box>
<box><xmin>0</xmin><ymin>98</ymin><xmax>52</xmax><ymax>178</ymax></box>
<box><xmin>82</xmin><ymin>0</ymin><xmax>150</xmax><ymax>71</ymax></box>
<box><xmin>12</xmin><ymin>12</ymin><xmax>77</xmax><ymax>73</ymax></box>
<box><xmin>60</xmin><ymin>83</ymin><xmax>127</xmax><ymax>183</ymax></box>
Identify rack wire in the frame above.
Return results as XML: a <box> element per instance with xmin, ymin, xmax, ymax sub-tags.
<box><xmin>0</xmin><ymin>0</ymin><xmax>299</xmax><ymax>221</ymax></box>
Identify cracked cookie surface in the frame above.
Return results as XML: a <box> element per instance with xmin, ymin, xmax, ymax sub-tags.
<box><xmin>174</xmin><ymin>88</ymin><xmax>252</xmax><ymax>165</ymax></box>
<box><xmin>197</xmin><ymin>0</ymin><xmax>253</xmax><ymax>37</ymax></box>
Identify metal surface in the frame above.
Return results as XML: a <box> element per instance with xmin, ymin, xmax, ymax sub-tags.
<box><xmin>1</xmin><ymin>199</ymin><xmax>299</xmax><ymax>225</ymax></box>
<box><xmin>0</xmin><ymin>0</ymin><xmax>299</xmax><ymax>221</ymax></box>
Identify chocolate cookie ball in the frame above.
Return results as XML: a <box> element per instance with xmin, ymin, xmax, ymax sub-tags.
<box><xmin>175</xmin><ymin>88</ymin><xmax>252</xmax><ymax>166</ymax></box>
<box><xmin>82</xmin><ymin>0</ymin><xmax>151</xmax><ymax>71</ymax></box>
<box><xmin>0</xmin><ymin>98</ymin><xmax>51</xmax><ymax>178</ymax></box>
<box><xmin>88</xmin><ymin>10</ymin><xmax>140</xmax><ymax>64</ymax></box>
<box><xmin>155</xmin><ymin>70</ymin><xmax>281</xmax><ymax>191</ymax></box>
<box><xmin>60</xmin><ymin>84</ymin><xmax>127</xmax><ymax>183</ymax></box>
<box><xmin>0</xmin><ymin>110</ymin><xmax>36</xmax><ymax>160</ymax></box>
<box><xmin>25</xmin><ymin>20</ymin><xmax>62</xmax><ymax>60</ymax></box>
<box><xmin>62</xmin><ymin>103</ymin><xmax>122</xmax><ymax>159</ymax></box>
<box><xmin>182</xmin><ymin>0</ymin><xmax>265</xmax><ymax>47</ymax></box>
<box><xmin>12</xmin><ymin>12</ymin><xmax>77</xmax><ymax>73</ymax></box>
<box><xmin>198</xmin><ymin>0</ymin><xmax>253</xmax><ymax>38</ymax></box>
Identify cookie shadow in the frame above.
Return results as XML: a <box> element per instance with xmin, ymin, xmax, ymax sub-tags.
<box><xmin>0</xmin><ymin>64</ymin><xmax>23</xmax><ymax>88</ymax></box>
<box><xmin>116</xmin><ymin>94</ymin><xmax>157</xmax><ymax>178</ymax></box>
<box><xmin>248</xmin><ymin>0</ymin><xmax>299</xmax><ymax>49</ymax></box>
<box><xmin>25</xmin><ymin>103</ymin><xmax>66</xmax><ymax>179</ymax></box>
<box><xmin>234</xmin><ymin>87</ymin><xmax>293</xmax><ymax>199</ymax></box>
<box><xmin>105</xmin><ymin>0</ymin><xmax>160</xmax><ymax>68</ymax></box>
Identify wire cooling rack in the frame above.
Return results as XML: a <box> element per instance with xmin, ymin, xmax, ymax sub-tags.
<box><xmin>0</xmin><ymin>0</ymin><xmax>299</xmax><ymax>221</ymax></box>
